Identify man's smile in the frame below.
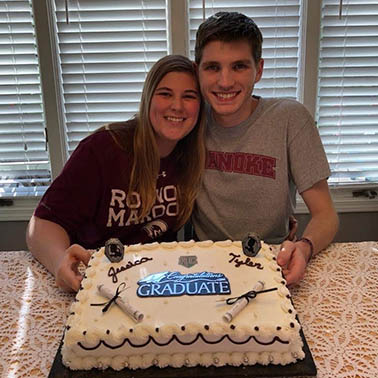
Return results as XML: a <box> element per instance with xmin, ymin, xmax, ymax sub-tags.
<box><xmin>213</xmin><ymin>91</ymin><xmax>240</xmax><ymax>100</ymax></box>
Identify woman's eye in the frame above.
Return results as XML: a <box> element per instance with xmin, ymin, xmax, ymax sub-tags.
<box><xmin>184</xmin><ymin>94</ymin><xmax>198</xmax><ymax>100</ymax></box>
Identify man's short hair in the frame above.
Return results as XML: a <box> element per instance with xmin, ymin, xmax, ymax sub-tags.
<box><xmin>195</xmin><ymin>11</ymin><xmax>263</xmax><ymax>65</ymax></box>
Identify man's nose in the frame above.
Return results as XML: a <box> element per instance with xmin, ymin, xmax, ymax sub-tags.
<box><xmin>217</xmin><ymin>68</ymin><xmax>234</xmax><ymax>89</ymax></box>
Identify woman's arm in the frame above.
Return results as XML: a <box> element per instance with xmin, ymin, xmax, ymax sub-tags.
<box><xmin>26</xmin><ymin>215</ymin><xmax>90</xmax><ymax>292</ymax></box>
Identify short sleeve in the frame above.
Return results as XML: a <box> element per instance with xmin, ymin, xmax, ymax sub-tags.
<box><xmin>287</xmin><ymin>103</ymin><xmax>331</xmax><ymax>193</ymax></box>
<box><xmin>34</xmin><ymin>135</ymin><xmax>102</xmax><ymax>240</ymax></box>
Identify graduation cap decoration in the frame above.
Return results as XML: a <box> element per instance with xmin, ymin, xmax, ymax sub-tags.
<box><xmin>105</xmin><ymin>238</ymin><xmax>124</xmax><ymax>263</ymax></box>
<box><xmin>242</xmin><ymin>233</ymin><xmax>262</xmax><ymax>257</ymax></box>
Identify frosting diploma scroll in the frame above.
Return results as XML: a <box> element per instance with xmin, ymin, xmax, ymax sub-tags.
<box><xmin>96</xmin><ymin>284</ymin><xmax>144</xmax><ymax>323</ymax></box>
<box><xmin>223</xmin><ymin>281</ymin><xmax>265</xmax><ymax>322</ymax></box>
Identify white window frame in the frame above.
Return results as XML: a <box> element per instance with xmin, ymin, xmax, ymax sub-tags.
<box><xmin>1</xmin><ymin>0</ymin><xmax>377</xmax><ymax>221</ymax></box>
<box><xmin>296</xmin><ymin>0</ymin><xmax>378</xmax><ymax>213</ymax></box>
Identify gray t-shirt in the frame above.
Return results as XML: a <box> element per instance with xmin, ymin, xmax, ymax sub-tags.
<box><xmin>192</xmin><ymin>97</ymin><xmax>331</xmax><ymax>244</ymax></box>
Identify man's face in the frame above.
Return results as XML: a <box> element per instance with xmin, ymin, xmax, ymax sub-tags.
<box><xmin>198</xmin><ymin>39</ymin><xmax>263</xmax><ymax>127</ymax></box>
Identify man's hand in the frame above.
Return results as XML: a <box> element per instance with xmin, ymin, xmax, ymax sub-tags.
<box><xmin>277</xmin><ymin>240</ymin><xmax>311</xmax><ymax>286</ymax></box>
<box><xmin>54</xmin><ymin>244</ymin><xmax>91</xmax><ymax>292</ymax></box>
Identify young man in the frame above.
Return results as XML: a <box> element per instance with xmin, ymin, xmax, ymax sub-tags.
<box><xmin>192</xmin><ymin>12</ymin><xmax>339</xmax><ymax>286</ymax></box>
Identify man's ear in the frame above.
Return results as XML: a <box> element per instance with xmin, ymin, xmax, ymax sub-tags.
<box><xmin>255</xmin><ymin>58</ymin><xmax>264</xmax><ymax>84</ymax></box>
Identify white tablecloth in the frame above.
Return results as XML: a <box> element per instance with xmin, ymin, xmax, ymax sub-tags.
<box><xmin>0</xmin><ymin>242</ymin><xmax>377</xmax><ymax>377</ymax></box>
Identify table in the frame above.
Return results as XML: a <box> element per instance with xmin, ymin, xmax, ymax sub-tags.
<box><xmin>0</xmin><ymin>242</ymin><xmax>377</xmax><ymax>378</ymax></box>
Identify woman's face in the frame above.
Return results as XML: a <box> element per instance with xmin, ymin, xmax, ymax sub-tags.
<box><xmin>149</xmin><ymin>71</ymin><xmax>201</xmax><ymax>157</ymax></box>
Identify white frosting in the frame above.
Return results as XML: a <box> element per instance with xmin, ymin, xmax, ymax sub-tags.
<box><xmin>62</xmin><ymin>240</ymin><xmax>305</xmax><ymax>370</ymax></box>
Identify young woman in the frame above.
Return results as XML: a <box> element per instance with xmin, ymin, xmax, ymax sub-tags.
<box><xmin>26</xmin><ymin>55</ymin><xmax>206</xmax><ymax>292</ymax></box>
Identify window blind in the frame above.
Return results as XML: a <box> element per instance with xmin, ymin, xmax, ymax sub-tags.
<box><xmin>188</xmin><ymin>0</ymin><xmax>302</xmax><ymax>99</ymax></box>
<box><xmin>317</xmin><ymin>0</ymin><xmax>378</xmax><ymax>185</ymax></box>
<box><xmin>0</xmin><ymin>0</ymin><xmax>50</xmax><ymax>197</ymax></box>
<box><xmin>53</xmin><ymin>0</ymin><xmax>168</xmax><ymax>155</ymax></box>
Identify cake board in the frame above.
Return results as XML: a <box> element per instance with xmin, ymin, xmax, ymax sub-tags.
<box><xmin>48</xmin><ymin>327</ymin><xmax>317</xmax><ymax>378</ymax></box>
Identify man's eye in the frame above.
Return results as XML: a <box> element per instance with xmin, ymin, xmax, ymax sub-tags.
<box><xmin>234</xmin><ymin>63</ymin><xmax>247</xmax><ymax>70</ymax></box>
<box><xmin>204</xmin><ymin>65</ymin><xmax>219</xmax><ymax>71</ymax></box>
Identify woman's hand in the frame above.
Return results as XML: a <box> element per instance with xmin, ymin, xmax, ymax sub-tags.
<box><xmin>54</xmin><ymin>244</ymin><xmax>91</xmax><ymax>292</ymax></box>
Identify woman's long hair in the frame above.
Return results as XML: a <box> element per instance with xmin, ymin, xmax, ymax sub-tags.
<box><xmin>97</xmin><ymin>55</ymin><xmax>206</xmax><ymax>230</ymax></box>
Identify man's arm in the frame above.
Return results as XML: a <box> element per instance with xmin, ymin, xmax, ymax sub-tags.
<box><xmin>299</xmin><ymin>179</ymin><xmax>339</xmax><ymax>256</ymax></box>
<box><xmin>26</xmin><ymin>216</ymin><xmax>90</xmax><ymax>292</ymax></box>
<box><xmin>277</xmin><ymin>179</ymin><xmax>339</xmax><ymax>285</ymax></box>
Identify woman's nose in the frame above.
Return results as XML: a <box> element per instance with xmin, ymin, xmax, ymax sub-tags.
<box><xmin>170</xmin><ymin>96</ymin><xmax>184</xmax><ymax>111</ymax></box>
